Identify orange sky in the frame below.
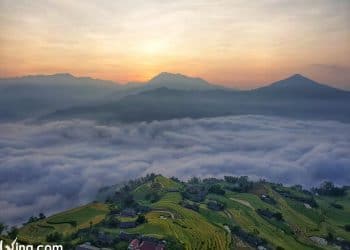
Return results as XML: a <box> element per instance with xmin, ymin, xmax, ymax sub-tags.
<box><xmin>0</xmin><ymin>0</ymin><xmax>349</xmax><ymax>89</ymax></box>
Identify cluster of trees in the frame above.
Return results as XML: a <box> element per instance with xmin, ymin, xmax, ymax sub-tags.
<box><xmin>224</xmin><ymin>176</ymin><xmax>253</xmax><ymax>192</ymax></box>
<box><xmin>24</xmin><ymin>213</ymin><xmax>46</xmax><ymax>225</ymax></box>
<box><xmin>120</xmin><ymin>173</ymin><xmax>158</xmax><ymax>193</ymax></box>
<box><xmin>165</xmin><ymin>236</ymin><xmax>185</xmax><ymax>250</ymax></box>
<box><xmin>104</xmin><ymin>216</ymin><xmax>120</xmax><ymax>227</ymax></box>
<box><xmin>0</xmin><ymin>223</ymin><xmax>18</xmax><ymax>239</ymax></box>
<box><xmin>229</xmin><ymin>225</ymin><xmax>267</xmax><ymax>248</ymax></box>
<box><xmin>312</xmin><ymin>181</ymin><xmax>347</xmax><ymax>196</ymax></box>
<box><xmin>46</xmin><ymin>232</ymin><xmax>63</xmax><ymax>242</ymax></box>
<box><xmin>256</xmin><ymin>208</ymin><xmax>283</xmax><ymax>221</ymax></box>
<box><xmin>208</xmin><ymin>184</ymin><xmax>225</xmax><ymax>195</ymax></box>
<box><xmin>136</xmin><ymin>215</ymin><xmax>146</xmax><ymax>224</ymax></box>
<box><xmin>179</xmin><ymin>200</ymin><xmax>200</xmax><ymax>212</ymax></box>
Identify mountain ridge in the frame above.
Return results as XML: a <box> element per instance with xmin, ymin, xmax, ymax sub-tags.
<box><xmin>1</xmin><ymin>72</ymin><xmax>348</xmax><ymax>92</ymax></box>
<box><xmin>1</xmin><ymin>73</ymin><xmax>350</xmax><ymax>122</ymax></box>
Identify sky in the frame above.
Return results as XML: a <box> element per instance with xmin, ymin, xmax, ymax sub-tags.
<box><xmin>0</xmin><ymin>0</ymin><xmax>349</xmax><ymax>89</ymax></box>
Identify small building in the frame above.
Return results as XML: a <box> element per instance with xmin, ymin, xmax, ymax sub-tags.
<box><xmin>128</xmin><ymin>239</ymin><xmax>165</xmax><ymax>250</ymax></box>
<box><xmin>128</xmin><ymin>239</ymin><xmax>140</xmax><ymax>250</ymax></box>
<box><xmin>76</xmin><ymin>243</ymin><xmax>100</xmax><ymax>250</ymax></box>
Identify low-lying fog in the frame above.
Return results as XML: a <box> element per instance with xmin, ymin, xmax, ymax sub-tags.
<box><xmin>1</xmin><ymin>115</ymin><xmax>349</xmax><ymax>224</ymax></box>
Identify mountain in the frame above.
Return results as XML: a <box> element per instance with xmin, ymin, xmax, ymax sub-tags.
<box><xmin>0</xmin><ymin>73</ymin><xmax>134</xmax><ymax>121</ymax></box>
<box><xmin>14</xmin><ymin>175</ymin><xmax>350</xmax><ymax>250</ymax></box>
<box><xmin>251</xmin><ymin>74</ymin><xmax>348</xmax><ymax>99</ymax></box>
<box><xmin>45</xmin><ymin>74</ymin><xmax>350</xmax><ymax>123</ymax></box>
<box><xmin>144</xmin><ymin>72</ymin><xmax>227</xmax><ymax>91</ymax></box>
<box><xmin>0</xmin><ymin>72</ymin><xmax>229</xmax><ymax>121</ymax></box>
<box><xmin>2</xmin><ymin>73</ymin><xmax>350</xmax><ymax>122</ymax></box>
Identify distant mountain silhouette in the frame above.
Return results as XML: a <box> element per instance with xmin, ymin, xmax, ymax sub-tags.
<box><xmin>144</xmin><ymin>72</ymin><xmax>225</xmax><ymax>91</ymax></box>
<box><xmin>251</xmin><ymin>74</ymin><xmax>348</xmax><ymax>99</ymax></box>
<box><xmin>0</xmin><ymin>73</ymin><xmax>125</xmax><ymax>121</ymax></box>
<box><xmin>1</xmin><ymin>73</ymin><xmax>350</xmax><ymax>122</ymax></box>
<box><xmin>45</xmin><ymin>74</ymin><xmax>350</xmax><ymax>123</ymax></box>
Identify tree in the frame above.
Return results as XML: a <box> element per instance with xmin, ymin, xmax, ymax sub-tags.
<box><xmin>274</xmin><ymin>212</ymin><xmax>283</xmax><ymax>221</ymax></box>
<box><xmin>0</xmin><ymin>222</ymin><xmax>7</xmax><ymax>235</ymax></box>
<box><xmin>105</xmin><ymin>216</ymin><xmax>120</xmax><ymax>227</ymax></box>
<box><xmin>26</xmin><ymin>216</ymin><xmax>38</xmax><ymax>224</ymax></box>
<box><xmin>188</xmin><ymin>177</ymin><xmax>200</xmax><ymax>184</ymax></box>
<box><xmin>123</xmin><ymin>194</ymin><xmax>135</xmax><ymax>207</ymax></box>
<box><xmin>151</xmin><ymin>182</ymin><xmax>162</xmax><ymax>190</ymax></box>
<box><xmin>313</xmin><ymin>181</ymin><xmax>346</xmax><ymax>196</ymax></box>
<box><xmin>165</xmin><ymin>236</ymin><xmax>185</xmax><ymax>250</ymax></box>
<box><xmin>208</xmin><ymin>184</ymin><xmax>225</xmax><ymax>195</ymax></box>
<box><xmin>39</xmin><ymin>213</ymin><xmax>46</xmax><ymax>220</ymax></box>
<box><xmin>136</xmin><ymin>214</ymin><xmax>146</xmax><ymax>224</ymax></box>
<box><xmin>170</xmin><ymin>177</ymin><xmax>180</xmax><ymax>183</ymax></box>
<box><xmin>8</xmin><ymin>226</ymin><xmax>18</xmax><ymax>239</ymax></box>
<box><xmin>224</xmin><ymin>176</ymin><xmax>239</xmax><ymax>183</ymax></box>
<box><xmin>46</xmin><ymin>232</ymin><xmax>63</xmax><ymax>242</ymax></box>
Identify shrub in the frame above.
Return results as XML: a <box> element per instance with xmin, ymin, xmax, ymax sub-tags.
<box><xmin>7</xmin><ymin>226</ymin><xmax>18</xmax><ymax>239</ymax></box>
<box><xmin>136</xmin><ymin>215</ymin><xmax>146</xmax><ymax>224</ymax></box>
<box><xmin>208</xmin><ymin>184</ymin><xmax>225</xmax><ymax>195</ymax></box>
<box><xmin>46</xmin><ymin>232</ymin><xmax>63</xmax><ymax>242</ymax></box>
<box><xmin>330</xmin><ymin>203</ymin><xmax>343</xmax><ymax>209</ymax></box>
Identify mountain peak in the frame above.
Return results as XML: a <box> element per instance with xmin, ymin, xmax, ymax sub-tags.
<box><xmin>147</xmin><ymin>72</ymin><xmax>220</xmax><ymax>91</ymax></box>
<box><xmin>271</xmin><ymin>73</ymin><xmax>320</xmax><ymax>88</ymax></box>
<box><xmin>253</xmin><ymin>73</ymin><xmax>347</xmax><ymax>98</ymax></box>
<box><xmin>150</xmin><ymin>72</ymin><xmax>198</xmax><ymax>81</ymax></box>
<box><xmin>286</xmin><ymin>73</ymin><xmax>312</xmax><ymax>81</ymax></box>
<box><xmin>51</xmin><ymin>73</ymin><xmax>74</xmax><ymax>78</ymax></box>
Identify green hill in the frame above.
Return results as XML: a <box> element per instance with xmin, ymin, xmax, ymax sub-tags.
<box><xmin>9</xmin><ymin>175</ymin><xmax>350</xmax><ymax>250</ymax></box>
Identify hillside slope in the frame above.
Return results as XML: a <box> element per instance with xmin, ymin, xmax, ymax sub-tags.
<box><xmin>12</xmin><ymin>175</ymin><xmax>350</xmax><ymax>250</ymax></box>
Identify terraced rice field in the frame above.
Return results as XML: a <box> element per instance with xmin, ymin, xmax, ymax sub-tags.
<box><xmin>18</xmin><ymin>203</ymin><xmax>109</xmax><ymax>243</ymax></box>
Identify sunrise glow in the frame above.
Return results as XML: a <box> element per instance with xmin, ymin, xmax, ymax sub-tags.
<box><xmin>0</xmin><ymin>0</ymin><xmax>349</xmax><ymax>89</ymax></box>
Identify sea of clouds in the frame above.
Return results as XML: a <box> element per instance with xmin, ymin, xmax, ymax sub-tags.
<box><xmin>0</xmin><ymin>115</ymin><xmax>350</xmax><ymax>224</ymax></box>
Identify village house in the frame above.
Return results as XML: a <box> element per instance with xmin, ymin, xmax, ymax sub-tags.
<box><xmin>128</xmin><ymin>239</ymin><xmax>165</xmax><ymax>250</ymax></box>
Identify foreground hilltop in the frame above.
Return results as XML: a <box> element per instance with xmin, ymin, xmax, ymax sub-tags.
<box><xmin>5</xmin><ymin>175</ymin><xmax>350</xmax><ymax>250</ymax></box>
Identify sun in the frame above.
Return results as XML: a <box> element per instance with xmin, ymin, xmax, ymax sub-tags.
<box><xmin>141</xmin><ymin>40</ymin><xmax>168</xmax><ymax>56</ymax></box>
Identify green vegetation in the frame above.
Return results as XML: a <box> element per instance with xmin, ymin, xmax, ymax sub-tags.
<box><xmin>8</xmin><ymin>175</ymin><xmax>350</xmax><ymax>250</ymax></box>
<box><xmin>17</xmin><ymin>202</ymin><xmax>109</xmax><ymax>243</ymax></box>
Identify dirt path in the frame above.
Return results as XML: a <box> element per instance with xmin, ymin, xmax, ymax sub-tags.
<box><xmin>230</xmin><ymin>198</ymin><xmax>254</xmax><ymax>209</ymax></box>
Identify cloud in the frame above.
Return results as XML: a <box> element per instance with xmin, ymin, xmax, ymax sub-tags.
<box><xmin>0</xmin><ymin>115</ymin><xmax>350</xmax><ymax>224</ymax></box>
